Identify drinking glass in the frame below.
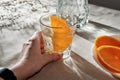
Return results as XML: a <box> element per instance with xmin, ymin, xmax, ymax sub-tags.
<box><xmin>56</xmin><ymin>0</ymin><xmax>89</xmax><ymax>31</ymax></box>
<box><xmin>39</xmin><ymin>14</ymin><xmax>75</xmax><ymax>58</ymax></box>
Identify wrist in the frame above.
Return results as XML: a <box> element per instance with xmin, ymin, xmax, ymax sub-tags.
<box><xmin>11</xmin><ymin>61</ymin><xmax>38</xmax><ymax>80</ymax></box>
<box><xmin>11</xmin><ymin>62</ymin><xmax>29</xmax><ymax>80</ymax></box>
<box><xmin>0</xmin><ymin>77</ymin><xmax>3</xmax><ymax>80</ymax></box>
<box><xmin>11</xmin><ymin>64</ymin><xmax>25</xmax><ymax>80</ymax></box>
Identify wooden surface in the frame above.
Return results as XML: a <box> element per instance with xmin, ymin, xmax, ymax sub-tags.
<box><xmin>29</xmin><ymin>52</ymin><xmax>116</xmax><ymax>80</ymax></box>
<box><xmin>76</xmin><ymin>21</ymin><xmax>120</xmax><ymax>42</ymax></box>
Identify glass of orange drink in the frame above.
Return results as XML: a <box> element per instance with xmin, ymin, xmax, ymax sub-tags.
<box><xmin>40</xmin><ymin>13</ymin><xmax>75</xmax><ymax>58</ymax></box>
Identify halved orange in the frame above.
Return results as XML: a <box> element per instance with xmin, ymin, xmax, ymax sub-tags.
<box><xmin>93</xmin><ymin>36</ymin><xmax>120</xmax><ymax>58</ymax></box>
<box><xmin>49</xmin><ymin>15</ymin><xmax>74</xmax><ymax>52</ymax></box>
<box><xmin>93</xmin><ymin>35</ymin><xmax>120</xmax><ymax>73</ymax></box>
<box><xmin>97</xmin><ymin>46</ymin><xmax>120</xmax><ymax>72</ymax></box>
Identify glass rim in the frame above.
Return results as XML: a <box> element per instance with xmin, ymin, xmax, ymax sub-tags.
<box><xmin>39</xmin><ymin>13</ymin><xmax>74</xmax><ymax>28</ymax></box>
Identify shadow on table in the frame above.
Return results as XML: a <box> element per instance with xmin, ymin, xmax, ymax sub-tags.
<box><xmin>29</xmin><ymin>52</ymin><xmax>116</xmax><ymax>80</ymax></box>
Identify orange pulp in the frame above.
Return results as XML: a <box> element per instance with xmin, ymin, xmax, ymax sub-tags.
<box><xmin>50</xmin><ymin>15</ymin><xmax>74</xmax><ymax>52</ymax></box>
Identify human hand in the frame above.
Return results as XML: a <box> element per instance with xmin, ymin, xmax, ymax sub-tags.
<box><xmin>11</xmin><ymin>31</ymin><xmax>62</xmax><ymax>80</ymax></box>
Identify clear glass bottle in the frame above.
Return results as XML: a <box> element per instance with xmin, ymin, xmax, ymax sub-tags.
<box><xmin>57</xmin><ymin>0</ymin><xmax>89</xmax><ymax>30</ymax></box>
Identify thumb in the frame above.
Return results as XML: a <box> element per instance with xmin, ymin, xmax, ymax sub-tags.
<box><xmin>43</xmin><ymin>53</ymin><xmax>62</xmax><ymax>63</ymax></box>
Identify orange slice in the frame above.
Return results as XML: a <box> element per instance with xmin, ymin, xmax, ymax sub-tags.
<box><xmin>93</xmin><ymin>36</ymin><xmax>120</xmax><ymax>58</ymax></box>
<box><xmin>97</xmin><ymin>46</ymin><xmax>120</xmax><ymax>72</ymax></box>
<box><xmin>50</xmin><ymin>15</ymin><xmax>68</xmax><ymax>28</ymax></box>
<box><xmin>50</xmin><ymin>15</ymin><xmax>74</xmax><ymax>52</ymax></box>
<box><xmin>94</xmin><ymin>36</ymin><xmax>120</xmax><ymax>49</ymax></box>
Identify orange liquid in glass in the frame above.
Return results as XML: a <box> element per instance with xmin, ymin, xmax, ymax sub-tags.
<box><xmin>52</xmin><ymin>27</ymin><xmax>74</xmax><ymax>52</ymax></box>
<box><xmin>50</xmin><ymin>15</ymin><xmax>74</xmax><ymax>52</ymax></box>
